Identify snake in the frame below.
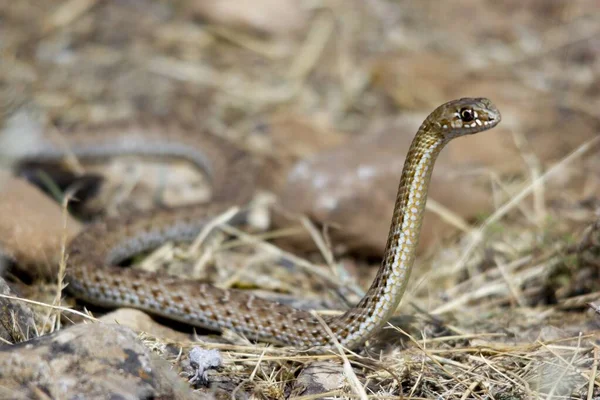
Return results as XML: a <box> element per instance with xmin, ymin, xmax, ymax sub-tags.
<box><xmin>10</xmin><ymin>98</ymin><xmax>501</xmax><ymax>350</ymax></box>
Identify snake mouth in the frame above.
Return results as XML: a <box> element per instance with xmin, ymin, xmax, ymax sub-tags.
<box><xmin>467</xmin><ymin>110</ymin><xmax>501</xmax><ymax>134</ymax></box>
<box><xmin>485</xmin><ymin>115</ymin><xmax>501</xmax><ymax>128</ymax></box>
<box><xmin>485</xmin><ymin>114</ymin><xmax>502</xmax><ymax>130</ymax></box>
<box><xmin>459</xmin><ymin>117</ymin><xmax>500</xmax><ymax>136</ymax></box>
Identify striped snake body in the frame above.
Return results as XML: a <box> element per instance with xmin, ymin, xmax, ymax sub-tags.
<box><xmin>14</xmin><ymin>98</ymin><xmax>501</xmax><ymax>350</ymax></box>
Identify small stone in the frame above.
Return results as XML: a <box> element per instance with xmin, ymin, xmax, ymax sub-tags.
<box><xmin>291</xmin><ymin>361</ymin><xmax>348</xmax><ymax>397</ymax></box>
<box><xmin>183</xmin><ymin>347</ymin><xmax>223</xmax><ymax>387</ymax></box>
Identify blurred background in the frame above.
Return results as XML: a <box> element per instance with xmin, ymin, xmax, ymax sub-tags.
<box><xmin>1</xmin><ymin>1</ymin><xmax>600</xmax><ymax>397</ymax></box>
<box><xmin>2</xmin><ymin>0</ymin><xmax>600</xmax><ymax>312</ymax></box>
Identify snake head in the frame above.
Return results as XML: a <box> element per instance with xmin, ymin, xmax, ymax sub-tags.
<box><xmin>432</xmin><ymin>97</ymin><xmax>501</xmax><ymax>139</ymax></box>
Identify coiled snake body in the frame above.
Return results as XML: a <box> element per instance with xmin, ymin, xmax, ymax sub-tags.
<box><xmin>15</xmin><ymin>98</ymin><xmax>501</xmax><ymax>350</ymax></box>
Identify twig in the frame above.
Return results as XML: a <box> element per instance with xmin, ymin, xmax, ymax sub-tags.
<box><xmin>0</xmin><ymin>294</ymin><xmax>98</xmax><ymax>322</ymax></box>
<box><xmin>588</xmin><ymin>347</ymin><xmax>598</xmax><ymax>400</ymax></box>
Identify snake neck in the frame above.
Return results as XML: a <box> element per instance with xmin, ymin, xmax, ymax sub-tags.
<box><xmin>330</xmin><ymin>126</ymin><xmax>447</xmax><ymax>349</ymax></box>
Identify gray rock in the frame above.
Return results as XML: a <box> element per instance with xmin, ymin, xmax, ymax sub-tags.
<box><xmin>0</xmin><ymin>323</ymin><xmax>201</xmax><ymax>399</ymax></box>
<box><xmin>0</xmin><ymin>276</ymin><xmax>37</xmax><ymax>344</ymax></box>
<box><xmin>291</xmin><ymin>361</ymin><xmax>347</xmax><ymax>398</ymax></box>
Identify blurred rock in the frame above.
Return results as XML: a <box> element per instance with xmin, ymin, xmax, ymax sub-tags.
<box><xmin>277</xmin><ymin>57</ymin><xmax>600</xmax><ymax>255</ymax></box>
<box><xmin>374</xmin><ymin>53</ymin><xmax>599</xmax><ymax>170</ymax></box>
<box><xmin>277</xmin><ymin>114</ymin><xmax>495</xmax><ymax>254</ymax></box>
<box><xmin>98</xmin><ymin>308</ymin><xmax>190</xmax><ymax>342</ymax></box>
<box><xmin>0</xmin><ymin>172</ymin><xmax>82</xmax><ymax>279</ymax></box>
<box><xmin>188</xmin><ymin>0</ymin><xmax>308</xmax><ymax>36</ymax></box>
<box><xmin>0</xmin><ymin>323</ymin><xmax>196</xmax><ymax>399</ymax></box>
<box><xmin>254</xmin><ymin>113</ymin><xmax>348</xmax><ymax>190</ymax></box>
<box><xmin>371</xmin><ymin>52</ymin><xmax>464</xmax><ymax>111</ymax></box>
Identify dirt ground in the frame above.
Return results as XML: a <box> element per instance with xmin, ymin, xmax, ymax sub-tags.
<box><xmin>1</xmin><ymin>1</ymin><xmax>600</xmax><ymax>399</ymax></box>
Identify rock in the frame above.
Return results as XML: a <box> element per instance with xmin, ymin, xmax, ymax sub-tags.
<box><xmin>290</xmin><ymin>361</ymin><xmax>347</xmax><ymax>397</ymax></box>
<box><xmin>98</xmin><ymin>308</ymin><xmax>190</xmax><ymax>342</ymax></box>
<box><xmin>0</xmin><ymin>323</ymin><xmax>198</xmax><ymax>399</ymax></box>
<box><xmin>188</xmin><ymin>0</ymin><xmax>308</xmax><ymax>36</ymax></box>
<box><xmin>277</xmin><ymin>76</ymin><xmax>600</xmax><ymax>254</ymax></box>
<box><xmin>255</xmin><ymin>113</ymin><xmax>348</xmax><ymax>190</ymax></box>
<box><xmin>371</xmin><ymin>52</ymin><xmax>465</xmax><ymax>111</ymax></box>
<box><xmin>277</xmin><ymin>114</ymin><xmax>494</xmax><ymax>254</ymax></box>
<box><xmin>0</xmin><ymin>172</ymin><xmax>82</xmax><ymax>279</ymax></box>
<box><xmin>0</xmin><ymin>276</ymin><xmax>37</xmax><ymax>344</ymax></box>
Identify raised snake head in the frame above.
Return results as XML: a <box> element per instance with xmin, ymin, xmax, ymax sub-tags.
<box><xmin>428</xmin><ymin>97</ymin><xmax>502</xmax><ymax>139</ymax></box>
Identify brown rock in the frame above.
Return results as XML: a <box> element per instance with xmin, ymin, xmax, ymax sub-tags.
<box><xmin>277</xmin><ymin>74</ymin><xmax>600</xmax><ymax>254</ymax></box>
<box><xmin>371</xmin><ymin>52</ymin><xmax>465</xmax><ymax>111</ymax></box>
<box><xmin>255</xmin><ymin>113</ymin><xmax>348</xmax><ymax>190</ymax></box>
<box><xmin>373</xmin><ymin>51</ymin><xmax>599</xmax><ymax>171</ymax></box>
<box><xmin>0</xmin><ymin>172</ymin><xmax>82</xmax><ymax>279</ymax></box>
<box><xmin>0</xmin><ymin>323</ymin><xmax>198</xmax><ymax>399</ymax></box>
<box><xmin>277</xmin><ymin>114</ymin><xmax>494</xmax><ymax>254</ymax></box>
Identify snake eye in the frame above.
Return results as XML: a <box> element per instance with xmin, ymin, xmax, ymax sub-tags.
<box><xmin>459</xmin><ymin>108</ymin><xmax>476</xmax><ymax>122</ymax></box>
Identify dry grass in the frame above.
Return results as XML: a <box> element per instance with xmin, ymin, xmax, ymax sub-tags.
<box><xmin>1</xmin><ymin>0</ymin><xmax>600</xmax><ymax>399</ymax></box>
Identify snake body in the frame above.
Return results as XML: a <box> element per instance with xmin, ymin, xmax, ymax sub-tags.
<box><xmin>14</xmin><ymin>98</ymin><xmax>501</xmax><ymax>350</ymax></box>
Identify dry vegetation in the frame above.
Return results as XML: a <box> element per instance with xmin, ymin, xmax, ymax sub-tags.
<box><xmin>1</xmin><ymin>0</ymin><xmax>600</xmax><ymax>399</ymax></box>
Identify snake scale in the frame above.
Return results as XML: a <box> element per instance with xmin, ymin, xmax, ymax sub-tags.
<box><xmin>12</xmin><ymin>98</ymin><xmax>501</xmax><ymax>350</ymax></box>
